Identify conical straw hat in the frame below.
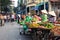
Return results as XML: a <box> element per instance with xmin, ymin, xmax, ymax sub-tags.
<box><xmin>41</xmin><ymin>10</ymin><xmax>48</xmax><ymax>14</ymax></box>
<box><xmin>49</xmin><ymin>11</ymin><xmax>56</xmax><ymax>16</ymax></box>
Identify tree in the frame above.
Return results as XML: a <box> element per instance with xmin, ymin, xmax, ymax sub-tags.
<box><xmin>0</xmin><ymin>0</ymin><xmax>11</xmax><ymax>12</ymax></box>
<box><xmin>0</xmin><ymin>0</ymin><xmax>11</xmax><ymax>6</ymax></box>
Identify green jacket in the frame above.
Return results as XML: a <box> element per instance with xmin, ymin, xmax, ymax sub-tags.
<box><xmin>25</xmin><ymin>16</ymin><xmax>32</xmax><ymax>23</ymax></box>
<box><xmin>41</xmin><ymin>14</ymin><xmax>48</xmax><ymax>22</ymax></box>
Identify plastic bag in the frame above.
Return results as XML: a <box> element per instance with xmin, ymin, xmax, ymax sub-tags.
<box><xmin>23</xmin><ymin>24</ymin><xmax>28</xmax><ymax>31</ymax></box>
<box><xmin>20</xmin><ymin>21</ymin><xmax>25</xmax><ymax>25</ymax></box>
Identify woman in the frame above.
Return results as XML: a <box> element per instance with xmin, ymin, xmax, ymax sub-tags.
<box><xmin>0</xmin><ymin>14</ymin><xmax>4</xmax><ymax>26</ymax></box>
<box><xmin>49</xmin><ymin>15</ymin><xmax>56</xmax><ymax>23</ymax></box>
<box><xmin>48</xmin><ymin>11</ymin><xmax>56</xmax><ymax>23</ymax></box>
<box><xmin>41</xmin><ymin>10</ymin><xmax>48</xmax><ymax>22</ymax></box>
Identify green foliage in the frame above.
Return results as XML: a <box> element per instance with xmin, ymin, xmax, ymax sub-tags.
<box><xmin>0</xmin><ymin>0</ymin><xmax>11</xmax><ymax>11</ymax></box>
<box><xmin>0</xmin><ymin>0</ymin><xmax>11</xmax><ymax>6</ymax></box>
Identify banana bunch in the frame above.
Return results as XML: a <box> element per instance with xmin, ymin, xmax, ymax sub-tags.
<box><xmin>29</xmin><ymin>22</ymin><xmax>40</xmax><ymax>28</ymax></box>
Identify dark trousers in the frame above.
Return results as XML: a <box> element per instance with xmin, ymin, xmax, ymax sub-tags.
<box><xmin>18</xmin><ymin>19</ymin><xmax>19</xmax><ymax>23</ymax></box>
<box><xmin>4</xmin><ymin>19</ymin><xmax>6</xmax><ymax>22</ymax></box>
<box><xmin>0</xmin><ymin>19</ymin><xmax>3</xmax><ymax>26</ymax></box>
<box><xmin>11</xmin><ymin>19</ymin><xmax>14</xmax><ymax>22</ymax></box>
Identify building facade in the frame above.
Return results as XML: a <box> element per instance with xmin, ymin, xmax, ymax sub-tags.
<box><xmin>10</xmin><ymin>0</ymin><xmax>18</xmax><ymax>7</ymax></box>
<box><xmin>49</xmin><ymin>0</ymin><xmax>60</xmax><ymax>18</ymax></box>
<box><xmin>26</xmin><ymin>0</ymin><xmax>42</xmax><ymax>7</ymax></box>
<box><xmin>18</xmin><ymin>0</ymin><xmax>49</xmax><ymax>14</ymax></box>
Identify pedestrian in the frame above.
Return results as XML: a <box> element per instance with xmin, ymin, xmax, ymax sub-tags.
<box><xmin>0</xmin><ymin>14</ymin><xmax>4</xmax><ymax>26</ymax></box>
<box><xmin>0</xmin><ymin>14</ymin><xmax>1</xmax><ymax>26</ymax></box>
<box><xmin>41</xmin><ymin>10</ymin><xmax>48</xmax><ymax>22</ymax></box>
<box><xmin>4</xmin><ymin>15</ymin><xmax>7</xmax><ymax>22</ymax></box>
<box><xmin>11</xmin><ymin>14</ymin><xmax>15</xmax><ymax>22</ymax></box>
<box><xmin>7</xmin><ymin>15</ymin><xmax>10</xmax><ymax>22</ymax></box>
<box><xmin>17</xmin><ymin>14</ymin><xmax>21</xmax><ymax>23</ymax></box>
<box><xmin>2</xmin><ymin>15</ymin><xmax>4</xmax><ymax>26</ymax></box>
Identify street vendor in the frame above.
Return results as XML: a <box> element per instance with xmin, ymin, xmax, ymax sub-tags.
<box><xmin>49</xmin><ymin>11</ymin><xmax>56</xmax><ymax>23</ymax></box>
<box><xmin>25</xmin><ymin>13</ymin><xmax>32</xmax><ymax>23</ymax></box>
<box><xmin>41</xmin><ymin>10</ymin><xmax>48</xmax><ymax>22</ymax></box>
<box><xmin>23</xmin><ymin>13</ymin><xmax>32</xmax><ymax>31</ymax></box>
<box><xmin>19</xmin><ymin>13</ymin><xmax>32</xmax><ymax>34</ymax></box>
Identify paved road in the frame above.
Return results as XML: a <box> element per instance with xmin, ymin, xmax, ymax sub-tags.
<box><xmin>0</xmin><ymin>22</ymin><xmax>32</xmax><ymax>40</ymax></box>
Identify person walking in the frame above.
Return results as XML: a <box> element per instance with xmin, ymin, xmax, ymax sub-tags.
<box><xmin>0</xmin><ymin>14</ymin><xmax>2</xmax><ymax>26</ymax></box>
<box><xmin>0</xmin><ymin>14</ymin><xmax>4</xmax><ymax>26</ymax></box>
<box><xmin>11</xmin><ymin>14</ymin><xmax>15</xmax><ymax>22</ymax></box>
<box><xmin>4</xmin><ymin>15</ymin><xmax>7</xmax><ymax>22</ymax></box>
<box><xmin>7</xmin><ymin>15</ymin><xmax>10</xmax><ymax>22</ymax></box>
<box><xmin>17</xmin><ymin>14</ymin><xmax>21</xmax><ymax>23</ymax></box>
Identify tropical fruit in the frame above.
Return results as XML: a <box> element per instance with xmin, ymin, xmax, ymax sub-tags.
<box><xmin>39</xmin><ymin>22</ymin><xmax>54</xmax><ymax>29</ymax></box>
<box><xmin>51</xmin><ymin>26</ymin><xmax>60</xmax><ymax>36</ymax></box>
<box><xmin>32</xmin><ymin>17</ymin><xmax>38</xmax><ymax>22</ymax></box>
<box><xmin>29</xmin><ymin>22</ymin><xmax>40</xmax><ymax>28</ymax></box>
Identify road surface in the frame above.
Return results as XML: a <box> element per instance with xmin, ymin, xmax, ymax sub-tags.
<box><xmin>0</xmin><ymin>22</ymin><xmax>32</xmax><ymax>40</ymax></box>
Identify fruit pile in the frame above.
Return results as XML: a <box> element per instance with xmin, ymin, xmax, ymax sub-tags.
<box><xmin>51</xmin><ymin>26</ymin><xmax>60</xmax><ymax>36</ymax></box>
<box><xmin>29</xmin><ymin>22</ymin><xmax>40</xmax><ymax>28</ymax></box>
<box><xmin>39</xmin><ymin>22</ymin><xmax>54</xmax><ymax>29</ymax></box>
<box><xmin>55</xmin><ymin>21</ymin><xmax>60</xmax><ymax>24</ymax></box>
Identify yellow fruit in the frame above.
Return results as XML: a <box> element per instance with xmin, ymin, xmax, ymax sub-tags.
<box><xmin>32</xmin><ymin>23</ymin><xmax>40</xmax><ymax>28</ymax></box>
<box><xmin>29</xmin><ymin>23</ymin><xmax>40</xmax><ymax>28</ymax></box>
<box><xmin>29</xmin><ymin>23</ymin><xmax>33</xmax><ymax>28</ymax></box>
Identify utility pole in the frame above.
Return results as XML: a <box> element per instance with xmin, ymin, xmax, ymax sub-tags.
<box><xmin>25</xmin><ymin>0</ymin><xmax>27</xmax><ymax>15</ymax></box>
<box><xmin>48</xmin><ymin>0</ymin><xmax>51</xmax><ymax>12</ymax></box>
<box><xmin>43</xmin><ymin>0</ymin><xmax>45</xmax><ymax>10</ymax></box>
